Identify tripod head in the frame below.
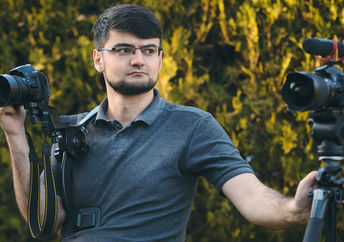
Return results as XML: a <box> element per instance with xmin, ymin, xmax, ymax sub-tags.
<box><xmin>309</xmin><ymin>109</ymin><xmax>344</xmax><ymax>158</ymax></box>
<box><xmin>308</xmin><ymin>109</ymin><xmax>344</xmax><ymax>185</ymax></box>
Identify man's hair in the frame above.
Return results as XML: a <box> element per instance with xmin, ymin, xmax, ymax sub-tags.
<box><xmin>92</xmin><ymin>4</ymin><xmax>163</xmax><ymax>49</ymax></box>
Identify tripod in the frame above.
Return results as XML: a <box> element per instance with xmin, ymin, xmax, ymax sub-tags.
<box><xmin>303</xmin><ymin>110</ymin><xmax>344</xmax><ymax>242</ymax></box>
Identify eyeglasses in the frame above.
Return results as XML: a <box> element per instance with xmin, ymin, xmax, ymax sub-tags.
<box><xmin>98</xmin><ymin>44</ymin><xmax>163</xmax><ymax>57</ymax></box>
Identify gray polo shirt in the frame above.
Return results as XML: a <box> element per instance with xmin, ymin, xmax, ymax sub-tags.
<box><xmin>58</xmin><ymin>89</ymin><xmax>254</xmax><ymax>241</ymax></box>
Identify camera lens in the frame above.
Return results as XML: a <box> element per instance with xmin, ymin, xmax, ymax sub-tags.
<box><xmin>282</xmin><ymin>71</ymin><xmax>332</xmax><ymax>112</ymax></box>
<box><xmin>0</xmin><ymin>74</ymin><xmax>26</xmax><ymax>107</ymax></box>
<box><xmin>282</xmin><ymin>73</ymin><xmax>314</xmax><ymax>110</ymax></box>
<box><xmin>0</xmin><ymin>75</ymin><xmax>11</xmax><ymax>106</ymax></box>
<box><xmin>287</xmin><ymin>80</ymin><xmax>313</xmax><ymax>106</ymax></box>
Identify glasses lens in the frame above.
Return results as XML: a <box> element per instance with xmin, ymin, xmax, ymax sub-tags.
<box><xmin>141</xmin><ymin>46</ymin><xmax>158</xmax><ymax>56</ymax></box>
<box><xmin>115</xmin><ymin>46</ymin><xmax>135</xmax><ymax>56</ymax></box>
<box><xmin>110</xmin><ymin>45</ymin><xmax>161</xmax><ymax>57</ymax></box>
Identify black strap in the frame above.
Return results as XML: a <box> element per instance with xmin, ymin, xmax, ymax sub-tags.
<box><xmin>76</xmin><ymin>106</ymin><xmax>99</xmax><ymax>126</ymax></box>
<box><xmin>61</xmin><ymin>151</ymin><xmax>77</xmax><ymax>225</ymax></box>
<box><xmin>27</xmin><ymin>132</ymin><xmax>57</xmax><ymax>238</ymax></box>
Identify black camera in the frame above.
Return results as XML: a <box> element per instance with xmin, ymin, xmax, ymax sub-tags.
<box><xmin>0</xmin><ymin>64</ymin><xmax>50</xmax><ymax>107</ymax></box>
<box><xmin>281</xmin><ymin>39</ymin><xmax>344</xmax><ymax>146</ymax></box>
<box><xmin>281</xmin><ymin>65</ymin><xmax>344</xmax><ymax>112</ymax></box>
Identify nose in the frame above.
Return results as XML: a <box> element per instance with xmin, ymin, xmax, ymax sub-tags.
<box><xmin>129</xmin><ymin>49</ymin><xmax>145</xmax><ymax>66</ymax></box>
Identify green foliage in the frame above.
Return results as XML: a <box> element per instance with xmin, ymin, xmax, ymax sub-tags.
<box><xmin>0</xmin><ymin>0</ymin><xmax>344</xmax><ymax>241</ymax></box>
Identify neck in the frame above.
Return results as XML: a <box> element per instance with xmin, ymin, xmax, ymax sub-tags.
<box><xmin>105</xmin><ymin>89</ymin><xmax>154</xmax><ymax>127</ymax></box>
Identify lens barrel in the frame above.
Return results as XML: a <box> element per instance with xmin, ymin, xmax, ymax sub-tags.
<box><xmin>282</xmin><ymin>71</ymin><xmax>333</xmax><ymax>112</ymax></box>
<box><xmin>0</xmin><ymin>74</ymin><xmax>29</xmax><ymax>107</ymax></box>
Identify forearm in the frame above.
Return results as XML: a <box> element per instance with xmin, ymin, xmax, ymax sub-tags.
<box><xmin>241</xmin><ymin>184</ymin><xmax>309</xmax><ymax>229</ymax></box>
<box><xmin>6</xmin><ymin>130</ymin><xmax>31</xmax><ymax>221</ymax></box>
<box><xmin>222</xmin><ymin>173</ymin><xmax>310</xmax><ymax>229</ymax></box>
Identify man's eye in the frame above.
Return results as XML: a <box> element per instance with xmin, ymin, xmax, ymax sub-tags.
<box><xmin>142</xmin><ymin>47</ymin><xmax>156</xmax><ymax>55</ymax></box>
<box><xmin>115</xmin><ymin>47</ymin><xmax>132</xmax><ymax>54</ymax></box>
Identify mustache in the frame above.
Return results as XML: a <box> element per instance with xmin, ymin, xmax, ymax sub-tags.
<box><xmin>125</xmin><ymin>67</ymin><xmax>148</xmax><ymax>75</ymax></box>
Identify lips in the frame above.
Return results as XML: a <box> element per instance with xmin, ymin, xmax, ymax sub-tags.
<box><xmin>127</xmin><ymin>71</ymin><xmax>147</xmax><ymax>76</ymax></box>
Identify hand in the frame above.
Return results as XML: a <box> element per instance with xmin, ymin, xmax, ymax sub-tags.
<box><xmin>0</xmin><ymin>105</ymin><xmax>26</xmax><ymax>136</ymax></box>
<box><xmin>292</xmin><ymin>171</ymin><xmax>318</xmax><ymax>218</ymax></box>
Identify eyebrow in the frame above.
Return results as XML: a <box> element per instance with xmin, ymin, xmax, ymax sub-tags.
<box><xmin>112</xmin><ymin>43</ymin><xmax>158</xmax><ymax>48</ymax></box>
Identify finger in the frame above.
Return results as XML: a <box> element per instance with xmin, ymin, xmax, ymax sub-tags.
<box><xmin>296</xmin><ymin>171</ymin><xmax>319</xmax><ymax>198</ymax></box>
<box><xmin>303</xmin><ymin>171</ymin><xmax>318</xmax><ymax>186</ymax></box>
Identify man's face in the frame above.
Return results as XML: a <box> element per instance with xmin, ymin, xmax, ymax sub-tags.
<box><xmin>93</xmin><ymin>29</ymin><xmax>162</xmax><ymax>96</ymax></box>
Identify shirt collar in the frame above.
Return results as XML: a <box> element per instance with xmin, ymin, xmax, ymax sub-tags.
<box><xmin>95</xmin><ymin>89</ymin><xmax>165</xmax><ymax>126</ymax></box>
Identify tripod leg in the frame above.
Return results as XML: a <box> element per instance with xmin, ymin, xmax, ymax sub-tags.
<box><xmin>303</xmin><ymin>188</ymin><xmax>329</xmax><ymax>242</ymax></box>
<box><xmin>325</xmin><ymin>197</ymin><xmax>337</xmax><ymax>242</ymax></box>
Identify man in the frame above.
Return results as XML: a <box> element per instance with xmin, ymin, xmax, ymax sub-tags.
<box><xmin>0</xmin><ymin>4</ymin><xmax>319</xmax><ymax>241</ymax></box>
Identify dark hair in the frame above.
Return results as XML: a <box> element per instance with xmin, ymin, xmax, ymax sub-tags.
<box><xmin>92</xmin><ymin>4</ymin><xmax>163</xmax><ymax>49</ymax></box>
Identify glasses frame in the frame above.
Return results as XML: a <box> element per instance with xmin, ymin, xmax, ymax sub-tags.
<box><xmin>98</xmin><ymin>44</ymin><xmax>163</xmax><ymax>57</ymax></box>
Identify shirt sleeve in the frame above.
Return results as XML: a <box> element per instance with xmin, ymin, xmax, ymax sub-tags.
<box><xmin>183</xmin><ymin>112</ymin><xmax>255</xmax><ymax>194</ymax></box>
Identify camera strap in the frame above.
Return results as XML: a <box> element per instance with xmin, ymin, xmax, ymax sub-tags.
<box><xmin>26</xmin><ymin>132</ymin><xmax>57</xmax><ymax>238</ymax></box>
<box><xmin>26</xmin><ymin>105</ymin><xmax>99</xmax><ymax>238</ymax></box>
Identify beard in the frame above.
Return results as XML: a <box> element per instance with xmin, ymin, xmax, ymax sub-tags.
<box><xmin>104</xmin><ymin>69</ymin><xmax>158</xmax><ymax>96</ymax></box>
<box><xmin>106</xmin><ymin>77</ymin><xmax>157</xmax><ymax>95</ymax></box>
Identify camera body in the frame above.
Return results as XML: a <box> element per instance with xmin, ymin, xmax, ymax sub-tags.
<box><xmin>282</xmin><ymin>64</ymin><xmax>344</xmax><ymax>148</ymax></box>
<box><xmin>0</xmin><ymin>64</ymin><xmax>50</xmax><ymax>108</ymax></box>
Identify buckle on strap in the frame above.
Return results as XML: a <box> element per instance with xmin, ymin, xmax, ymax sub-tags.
<box><xmin>76</xmin><ymin>207</ymin><xmax>101</xmax><ymax>230</ymax></box>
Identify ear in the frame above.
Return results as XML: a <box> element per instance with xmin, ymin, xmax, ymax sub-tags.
<box><xmin>93</xmin><ymin>49</ymin><xmax>104</xmax><ymax>73</ymax></box>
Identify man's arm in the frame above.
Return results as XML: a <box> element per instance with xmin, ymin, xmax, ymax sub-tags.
<box><xmin>222</xmin><ymin>172</ymin><xmax>317</xmax><ymax>229</ymax></box>
<box><xmin>0</xmin><ymin>106</ymin><xmax>66</xmax><ymax>233</ymax></box>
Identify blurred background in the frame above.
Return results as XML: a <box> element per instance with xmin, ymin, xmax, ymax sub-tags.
<box><xmin>0</xmin><ymin>0</ymin><xmax>343</xmax><ymax>241</ymax></box>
